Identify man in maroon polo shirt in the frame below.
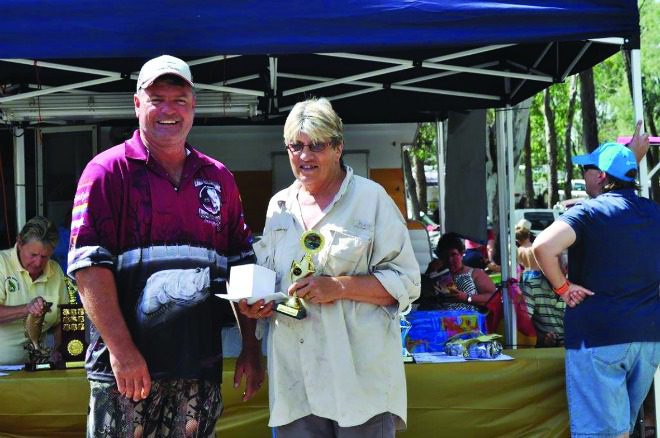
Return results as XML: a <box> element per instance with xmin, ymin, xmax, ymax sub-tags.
<box><xmin>68</xmin><ymin>55</ymin><xmax>264</xmax><ymax>437</ymax></box>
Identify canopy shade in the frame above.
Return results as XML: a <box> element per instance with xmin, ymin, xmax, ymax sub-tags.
<box><xmin>1</xmin><ymin>0</ymin><xmax>640</xmax><ymax>124</ymax></box>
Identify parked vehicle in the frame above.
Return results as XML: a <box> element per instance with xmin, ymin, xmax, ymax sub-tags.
<box><xmin>558</xmin><ymin>179</ymin><xmax>588</xmax><ymax>201</ymax></box>
<box><xmin>513</xmin><ymin>209</ymin><xmax>559</xmax><ymax>235</ymax></box>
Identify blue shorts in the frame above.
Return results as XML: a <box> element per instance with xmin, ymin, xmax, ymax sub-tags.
<box><xmin>565</xmin><ymin>342</ymin><xmax>660</xmax><ymax>437</ymax></box>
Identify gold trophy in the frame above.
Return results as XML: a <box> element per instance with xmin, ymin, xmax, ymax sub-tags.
<box><xmin>58</xmin><ymin>278</ymin><xmax>87</xmax><ymax>368</ymax></box>
<box><xmin>24</xmin><ymin>301</ymin><xmax>54</xmax><ymax>371</ymax></box>
<box><xmin>276</xmin><ymin>230</ymin><xmax>325</xmax><ymax>319</ymax></box>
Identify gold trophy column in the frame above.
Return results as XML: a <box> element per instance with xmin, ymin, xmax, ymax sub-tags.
<box><xmin>275</xmin><ymin>230</ymin><xmax>325</xmax><ymax>319</ymax></box>
<box><xmin>58</xmin><ymin>278</ymin><xmax>88</xmax><ymax>368</ymax></box>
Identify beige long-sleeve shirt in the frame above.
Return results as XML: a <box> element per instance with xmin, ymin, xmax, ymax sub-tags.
<box><xmin>254</xmin><ymin>166</ymin><xmax>420</xmax><ymax>429</ymax></box>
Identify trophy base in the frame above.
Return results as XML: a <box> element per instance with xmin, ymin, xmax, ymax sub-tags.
<box><xmin>403</xmin><ymin>353</ymin><xmax>416</xmax><ymax>364</ymax></box>
<box><xmin>275</xmin><ymin>302</ymin><xmax>307</xmax><ymax>319</ymax></box>
<box><xmin>24</xmin><ymin>362</ymin><xmax>54</xmax><ymax>372</ymax></box>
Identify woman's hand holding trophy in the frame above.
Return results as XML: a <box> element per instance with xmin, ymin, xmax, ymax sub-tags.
<box><xmin>275</xmin><ymin>230</ymin><xmax>325</xmax><ymax>319</ymax></box>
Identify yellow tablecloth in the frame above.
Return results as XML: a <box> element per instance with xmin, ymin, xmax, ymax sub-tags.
<box><xmin>0</xmin><ymin>349</ymin><xmax>568</xmax><ymax>437</ymax></box>
<box><xmin>0</xmin><ymin>360</ymin><xmax>271</xmax><ymax>438</ymax></box>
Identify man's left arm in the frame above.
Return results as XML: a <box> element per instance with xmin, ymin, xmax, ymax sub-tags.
<box><xmin>533</xmin><ymin>221</ymin><xmax>593</xmax><ymax>307</ymax></box>
<box><xmin>222</xmin><ymin>172</ymin><xmax>265</xmax><ymax>401</ymax></box>
<box><xmin>232</xmin><ymin>306</ymin><xmax>264</xmax><ymax>401</ymax></box>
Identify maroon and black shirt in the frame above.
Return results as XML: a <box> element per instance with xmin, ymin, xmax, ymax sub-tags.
<box><xmin>69</xmin><ymin>130</ymin><xmax>254</xmax><ymax>382</ymax></box>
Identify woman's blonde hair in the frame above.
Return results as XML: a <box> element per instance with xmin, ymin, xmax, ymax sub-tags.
<box><xmin>514</xmin><ymin>219</ymin><xmax>531</xmax><ymax>242</ymax></box>
<box><xmin>283</xmin><ymin>97</ymin><xmax>343</xmax><ymax>146</ymax></box>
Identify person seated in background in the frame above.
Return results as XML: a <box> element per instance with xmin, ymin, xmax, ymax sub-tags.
<box><xmin>433</xmin><ymin>232</ymin><xmax>497</xmax><ymax>311</ymax></box>
<box><xmin>515</xmin><ymin>219</ymin><xmax>564</xmax><ymax>347</ymax></box>
<box><xmin>463</xmin><ymin>224</ymin><xmax>498</xmax><ymax>272</ymax></box>
<box><xmin>0</xmin><ymin>216</ymin><xmax>68</xmax><ymax>365</ymax></box>
<box><xmin>462</xmin><ymin>238</ymin><xmax>488</xmax><ymax>269</ymax></box>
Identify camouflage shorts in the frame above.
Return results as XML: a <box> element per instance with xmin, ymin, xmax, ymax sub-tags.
<box><xmin>87</xmin><ymin>379</ymin><xmax>223</xmax><ymax>438</ymax></box>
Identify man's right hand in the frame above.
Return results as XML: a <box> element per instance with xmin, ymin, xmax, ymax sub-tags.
<box><xmin>238</xmin><ymin>299</ymin><xmax>273</xmax><ymax>319</ymax></box>
<box><xmin>109</xmin><ymin>348</ymin><xmax>152</xmax><ymax>402</ymax></box>
<box><xmin>25</xmin><ymin>296</ymin><xmax>47</xmax><ymax>317</ymax></box>
<box><xmin>628</xmin><ymin>120</ymin><xmax>650</xmax><ymax>164</ymax></box>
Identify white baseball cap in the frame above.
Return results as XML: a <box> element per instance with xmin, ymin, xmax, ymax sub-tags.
<box><xmin>136</xmin><ymin>55</ymin><xmax>193</xmax><ymax>91</ymax></box>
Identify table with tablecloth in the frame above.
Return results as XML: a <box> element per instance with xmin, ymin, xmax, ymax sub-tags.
<box><xmin>0</xmin><ymin>349</ymin><xmax>568</xmax><ymax>437</ymax></box>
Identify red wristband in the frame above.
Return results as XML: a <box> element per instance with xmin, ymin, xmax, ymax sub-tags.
<box><xmin>553</xmin><ymin>280</ymin><xmax>570</xmax><ymax>296</ymax></box>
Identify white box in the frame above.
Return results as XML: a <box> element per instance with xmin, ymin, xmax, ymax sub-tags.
<box><xmin>227</xmin><ymin>264</ymin><xmax>276</xmax><ymax>299</ymax></box>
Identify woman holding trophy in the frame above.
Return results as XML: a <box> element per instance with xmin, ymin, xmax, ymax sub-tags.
<box><xmin>238</xmin><ymin>98</ymin><xmax>420</xmax><ymax>437</ymax></box>
<box><xmin>0</xmin><ymin>216</ymin><xmax>68</xmax><ymax>366</ymax></box>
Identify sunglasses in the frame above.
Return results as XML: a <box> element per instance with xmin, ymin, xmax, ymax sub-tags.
<box><xmin>285</xmin><ymin>142</ymin><xmax>331</xmax><ymax>153</ymax></box>
<box><xmin>580</xmin><ymin>164</ymin><xmax>600</xmax><ymax>173</ymax></box>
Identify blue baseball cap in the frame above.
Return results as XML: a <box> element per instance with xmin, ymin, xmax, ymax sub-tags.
<box><xmin>572</xmin><ymin>142</ymin><xmax>637</xmax><ymax>182</ymax></box>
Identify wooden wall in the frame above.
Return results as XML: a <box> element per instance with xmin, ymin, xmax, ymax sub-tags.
<box><xmin>370</xmin><ymin>168</ymin><xmax>407</xmax><ymax>217</ymax></box>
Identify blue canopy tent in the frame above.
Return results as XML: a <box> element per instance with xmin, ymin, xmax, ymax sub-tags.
<box><xmin>0</xmin><ymin>0</ymin><xmax>640</xmax><ymax>124</ymax></box>
<box><xmin>0</xmin><ymin>0</ymin><xmax>646</xmax><ymax>344</ymax></box>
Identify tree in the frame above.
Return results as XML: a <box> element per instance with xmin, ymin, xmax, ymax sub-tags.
<box><xmin>404</xmin><ymin>122</ymin><xmax>437</xmax><ymax>219</ymax></box>
<box><xmin>590</xmin><ymin>0</ymin><xmax>659</xmax><ymax>199</ymax></box>
<box><xmin>580</xmin><ymin>68</ymin><xmax>599</xmax><ymax>153</ymax></box>
<box><xmin>542</xmin><ymin>88</ymin><xmax>560</xmax><ymax>207</ymax></box>
<box><xmin>523</xmin><ymin>119</ymin><xmax>534</xmax><ymax>208</ymax></box>
<box><xmin>563</xmin><ymin>75</ymin><xmax>579</xmax><ymax>199</ymax></box>
<box><xmin>530</xmin><ymin>77</ymin><xmax>579</xmax><ymax>208</ymax></box>
<box><xmin>402</xmin><ymin>148</ymin><xmax>421</xmax><ymax>220</ymax></box>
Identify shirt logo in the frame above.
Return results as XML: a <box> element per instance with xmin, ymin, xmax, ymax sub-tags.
<box><xmin>194</xmin><ymin>178</ymin><xmax>223</xmax><ymax>230</ymax></box>
<box><xmin>199</xmin><ymin>184</ymin><xmax>221</xmax><ymax>215</ymax></box>
<box><xmin>5</xmin><ymin>276</ymin><xmax>18</xmax><ymax>293</ymax></box>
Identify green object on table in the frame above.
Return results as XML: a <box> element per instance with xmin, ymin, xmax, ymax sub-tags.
<box><xmin>489</xmin><ymin>272</ymin><xmax>502</xmax><ymax>285</ymax></box>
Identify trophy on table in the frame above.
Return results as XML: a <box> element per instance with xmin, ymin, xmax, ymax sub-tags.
<box><xmin>276</xmin><ymin>230</ymin><xmax>325</xmax><ymax>320</ymax></box>
<box><xmin>58</xmin><ymin>277</ymin><xmax>88</xmax><ymax>368</ymax></box>
<box><xmin>24</xmin><ymin>301</ymin><xmax>54</xmax><ymax>371</ymax></box>
<box><xmin>400</xmin><ymin>306</ymin><xmax>416</xmax><ymax>363</ymax></box>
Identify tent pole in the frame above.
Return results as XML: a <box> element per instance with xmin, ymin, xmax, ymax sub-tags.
<box><xmin>641</xmin><ymin>40</ymin><xmax>660</xmax><ymax>438</ymax></box>
<box><xmin>496</xmin><ymin>110</ymin><xmax>514</xmax><ymax>347</ymax></box>
<box><xmin>436</xmin><ymin>118</ymin><xmax>446</xmax><ymax>234</ymax></box>
<box><xmin>506</xmin><ymin>106</ymin><xmax>518</xmax><ymax>346</ymax></box>
<box><xmin>13</xmin><ymin>127</ymin><xmax>26</xmax><ymax>232</ymax></box>
<box><xmin>630</xmin><ymin>48</ymin><xmax>648</xmax><ymax>198</ymax></box>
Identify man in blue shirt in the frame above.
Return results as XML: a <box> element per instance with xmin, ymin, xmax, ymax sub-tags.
<box><xmin>533</xmin><ymin>126</ymin><xmax>659</xmax><ymax>437</ymax></box>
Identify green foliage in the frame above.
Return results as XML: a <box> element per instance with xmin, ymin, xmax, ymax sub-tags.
<box><xmin>528</xmin><ymin>0</ymin><xmax>658</xmax><ymax>185</ymax></box>
<box><xmin>592</xmin><ymin>0</ymin><xmax>658</xmax><ymax>141</ymax></box>
<box><xmin>412</xmin><ymin>122</ymin><xmax>438</xmax><ymax>165</ymax></box>
<box><xmin>529</xmin><ymin>83</ymin><xmax>572</xmax><ymax>176</ymax></box>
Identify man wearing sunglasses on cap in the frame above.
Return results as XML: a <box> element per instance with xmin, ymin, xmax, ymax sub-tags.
<box><xmin>532</xmin><ymin>121</ymin><xmax>659</xmax><ymax>437</ymax></box>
